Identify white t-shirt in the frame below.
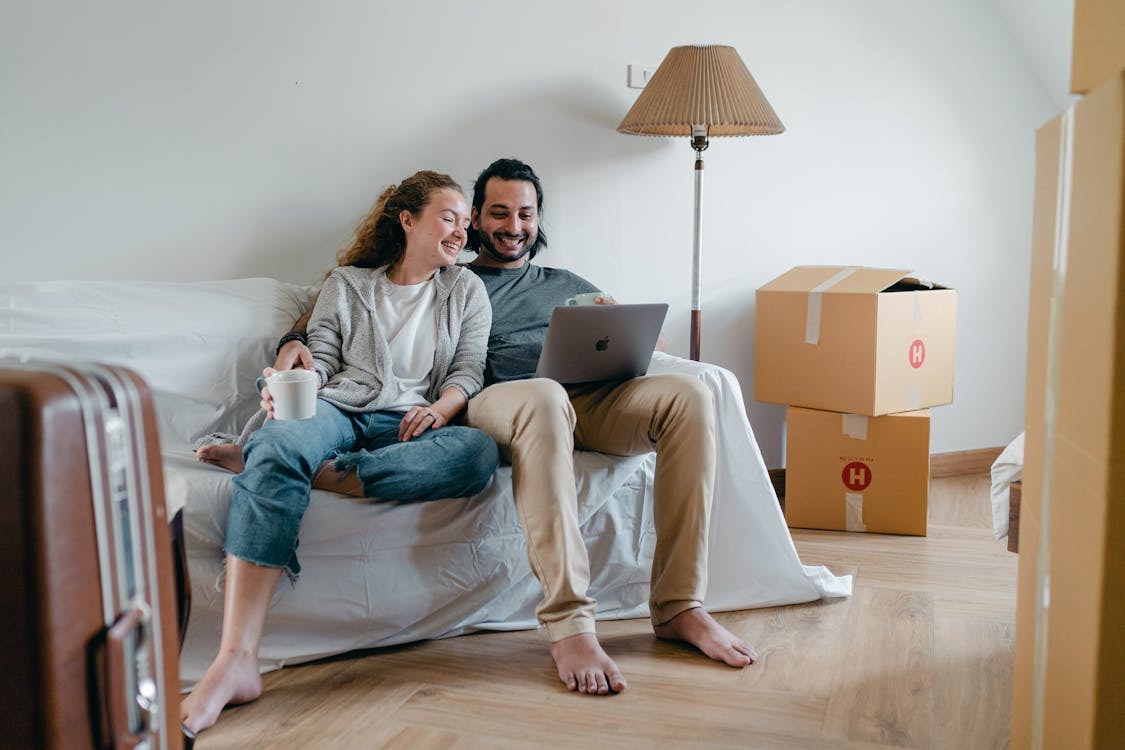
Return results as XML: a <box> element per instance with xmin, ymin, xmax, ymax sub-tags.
<box><xmin>376</xmin><ymin>275</ymin><xmax>438</xmax><ymax>411</ymax></box>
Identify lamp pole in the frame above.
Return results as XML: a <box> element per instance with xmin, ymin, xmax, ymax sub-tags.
<box><xmin>690</xmin><ymin>125</ymin><xmax>708</xmax><ymax>361</ymax></box>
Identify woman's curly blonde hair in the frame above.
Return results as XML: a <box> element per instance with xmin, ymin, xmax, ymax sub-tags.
<box><xmin>336</xmin><ymin>170</ymin><xmax>463</xmax><ymax>271</ymax></box>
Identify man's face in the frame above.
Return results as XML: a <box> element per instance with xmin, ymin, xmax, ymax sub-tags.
<box><xmin>471</xmin><ymin>178</ymin><xmax>539</xmax><ymax>268</ymax></box>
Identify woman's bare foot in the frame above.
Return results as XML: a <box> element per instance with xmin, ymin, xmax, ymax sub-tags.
<box><xmin>196</xmin><ymin>443</ymin><xmax>245</xmax><ymax>473</ymax></box>
<box><xmin>653</xmin><ymin>607</ymin><xmax>757</xmax><ymax>667</ymax></box>
<box><xmin>181</xmin><ymin>649</ymin><xmax>263</xmax><ymax>734</ymax></box>
<box><xmin>549</xmin><ymin>632</ymin><xmax>627</xmax><ymax>695</ymax></box>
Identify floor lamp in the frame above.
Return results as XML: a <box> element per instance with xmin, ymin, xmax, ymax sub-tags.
<box><xmin>617</xmin><ymin>45</ymin><xmax>784</xmax><ymax>361</ymax></box>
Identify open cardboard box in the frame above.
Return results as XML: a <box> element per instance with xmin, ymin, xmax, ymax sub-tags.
<box><xmin>754</xmin><ymin>266</ymin><xmax>956</xmax><ymax>416</ymax></box>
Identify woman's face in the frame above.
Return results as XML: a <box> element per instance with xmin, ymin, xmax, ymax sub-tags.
<box><xmin>402</xmin><ymin>188</ymin><xmax>470</xmax><ymax>271</ymax></box>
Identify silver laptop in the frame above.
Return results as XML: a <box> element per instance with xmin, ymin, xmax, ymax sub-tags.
<box><xmin>535</xmin><ymin>303</ymin><xmax>669</xmax><ymax>384</ymax></box>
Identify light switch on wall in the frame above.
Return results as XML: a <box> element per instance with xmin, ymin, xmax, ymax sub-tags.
<box><xmin>627</xmin><ymin>64</ymin><xmax>655</xmax><ymax>89</ymax></box>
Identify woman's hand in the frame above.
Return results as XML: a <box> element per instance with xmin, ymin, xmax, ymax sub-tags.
<box><xmin>261</xmin><ymin>343</ymin><xmax>317</xmax><ymax>418</ymax></box>
<box><xmin>258</xmin><ymin>367</ymin><xmax>278</xmax><ymax>418</ymax></box>
<box><xmin>398</xmin><ymin>404</ymin><xmax>449</xmax><ymax>442</ymax></box>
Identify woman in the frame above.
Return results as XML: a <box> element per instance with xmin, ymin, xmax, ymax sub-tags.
<box><xmin>182</xmin><ymin>170</ymin><xmax>499</xmax><ymax>735</ymax></box>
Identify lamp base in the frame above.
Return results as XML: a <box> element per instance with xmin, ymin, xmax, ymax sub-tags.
<box><xmin>690</xmin><ymin>309</ymin><xmax>701</xmax><ymax>361</ymax></box>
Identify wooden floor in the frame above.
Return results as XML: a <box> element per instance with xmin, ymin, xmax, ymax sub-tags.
<box><xmin>196</xmin><ymin>474</ymin><xmax>1016</xmax><ymax>750</ymax></box>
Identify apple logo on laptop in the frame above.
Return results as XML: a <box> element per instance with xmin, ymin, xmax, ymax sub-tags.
<box><xmin>595</xmin><ymin>336</ymin><xmax>610</xmax><ymax>352</ymax></box>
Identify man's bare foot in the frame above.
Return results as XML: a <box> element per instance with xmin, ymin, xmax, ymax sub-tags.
<box><xmin>653</xmin><ymin>607</ymin><xmax>757</xmax><ymax>667</ymax></box>
<box><xmin>181</xmin><ymin>650</ymin><xmax>263</xmax><ymax>734</ymax></box>
<box><xmin>196</xmin><ymin>444</ymin><xmax>245</xmax><ymax>473</ymax></box>
<box><xmin>549</xmin><ymin>632</ymin><xmax>627</xmax><ymax>695</ymax></box>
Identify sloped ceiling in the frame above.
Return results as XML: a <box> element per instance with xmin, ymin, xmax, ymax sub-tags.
<box><xmin>988</xmin><ymin>0</ymin><xmax>1077</xmax><ymax>109</ymax></box>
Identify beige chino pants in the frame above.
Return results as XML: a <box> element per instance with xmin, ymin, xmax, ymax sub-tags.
<box><xmin>467</xmin><ymin>374</ymin><xmax>716</xmax><ymax>642</ymax></box>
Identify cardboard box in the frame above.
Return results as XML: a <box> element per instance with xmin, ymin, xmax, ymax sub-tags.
<box><xmin>784</xmin><ymin>406</ymin><xmax>930</xmax><ymax>536</ymax></box>
<box><xmin>1010</xmin><ymin>492</ymin><xmax>1040</xmax><ymax>750</ymax></box>
<box><xmin>1010</xmin><ymin>71</ymin><xmax>1125</xmax><ymax>749</ymax></box>
<box><xmin>1009</xmin><ymin>74</ymin><xmax>1062</xmax><ymax>750</ymax></box>
<box><xmin>1071</xmin><ymin>0</ymin><xmax>1125</xmax><ymax>94</ymax></box>
<box><xmin>754</xmin><ymin>266</ymin><xmax>956</xmax><ymax>416</ymax></box>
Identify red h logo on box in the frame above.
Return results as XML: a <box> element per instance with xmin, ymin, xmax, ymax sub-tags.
<box><xmin>842</xmin><ymin>461</ymin><xmax>872</xmax><ymax>492</ymax></box>
<box><xmin>909</xmin><ymin>339</ymin><xmax>926</xmax><ymax>369</ymax></box>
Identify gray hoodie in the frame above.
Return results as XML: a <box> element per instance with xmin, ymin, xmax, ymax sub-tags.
<box><xmin>308</xmin><ymin>264</ymin><xmax>491</xmax><ymax>412</ymax></box>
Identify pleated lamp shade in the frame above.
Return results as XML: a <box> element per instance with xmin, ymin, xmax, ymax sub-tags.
<box><xmin>617</xmin><ymin>45</ymin><xmax>784</xmax><ymax>137</ymax></box>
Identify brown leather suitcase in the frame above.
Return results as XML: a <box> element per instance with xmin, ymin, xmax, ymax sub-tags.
<box><xmin>0</xmin><ymin>360</ymin><xmax>183</xmax><ymax>749</ymax></box>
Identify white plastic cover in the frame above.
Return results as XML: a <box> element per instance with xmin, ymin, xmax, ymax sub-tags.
<box><xmin>0</xmin><ymin>278</ymin><xmax>316</xmax><ymax>451</ymax></box>
<box><xmin>0</xmin><ymin>277</ymin><xmax>852</xmax><ymax>688</ymax></box>
<box><xmin>990</xmin><ymin>432</ymin><xmax>1025</xmax><ymax>540</ymax></box>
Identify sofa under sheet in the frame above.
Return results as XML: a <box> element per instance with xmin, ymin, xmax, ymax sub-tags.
<box><xmin>171</xmin><ymin>353</ymin><xmax>851</xmax><ymax>686</ymax></box>
<box><xmin>0</xmin><ymin>278</ymin><xmax>852</xmax><ymax>689</ymax></box>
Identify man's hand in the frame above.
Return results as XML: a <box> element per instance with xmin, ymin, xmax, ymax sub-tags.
<box><xmin>275</xmin><ymin>341</ymin><xmax>314</xmax><ymax>371</ymax></box>
<box><xmin>591</xmin><ymin>295</ymin><xmax>666</xmax><ymax>352</ymax></box>
<box><xmin>398</xmin><ymin>404</ymin><xmax>449</xmax><ymax>442</ymax></box>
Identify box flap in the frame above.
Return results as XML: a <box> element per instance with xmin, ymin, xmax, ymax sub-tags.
<box><xmin>760</xmin><ymin>266</ymin><xmax>916</xmax><ymax>294</ymax></box>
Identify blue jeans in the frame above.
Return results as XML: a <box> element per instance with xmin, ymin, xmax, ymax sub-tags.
<box><xmin>226</xmin><ymin>399</ymin><xmax>499</xmax><ymax>576</ymax></box>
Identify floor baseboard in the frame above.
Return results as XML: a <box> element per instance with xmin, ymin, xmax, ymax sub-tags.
<box><xmin>929</xmin><ymin>447</ymin><xmax>1004</xmax><ymax>478</ymax></box>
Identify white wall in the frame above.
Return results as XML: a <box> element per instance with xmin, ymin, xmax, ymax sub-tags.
<box><xmin>989</xmin><ymin>0</ymin><xmax>1077</xmax><ymax>109</ymax></box>
<box><xmin>0</xmin><ymin>0</ymin><xmax>1059</xmax><ymax>466</ymax></box>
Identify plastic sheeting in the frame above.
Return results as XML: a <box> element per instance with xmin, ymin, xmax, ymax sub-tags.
<box><xmin>172</xmin><ymin>353</ymin><xmax>853</xmax><ymax>686</ymax></box>
<box><xmin>0</xmin><ymin>277</ymin><xmax>317</xmax><ymax>452</ymax></box>
<box><xmin>0</xmin><ymin>277</ymin><xmax>852</xmax><ymax>689</ymax></box>
<box><xmin>646</xmin><ymin>353</ymin><xmax>852</xmax><ymax>608</ymax></box>
<box><xmin>990</xmin><ymin>432</ymin><xmax>1025</xmax><ymax>540</ymax></box>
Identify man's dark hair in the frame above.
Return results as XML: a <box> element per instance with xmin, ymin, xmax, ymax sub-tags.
<box><xmin>466</xmin><ymin>158</ymin><xmax>549</xmax><ymax>259</ymax></box>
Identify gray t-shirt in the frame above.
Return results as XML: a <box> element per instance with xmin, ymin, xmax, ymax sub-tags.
<box><xmin>468</xmin><ymin>262</ymin><xmax>598</xmax><ymax>384</ymax></box>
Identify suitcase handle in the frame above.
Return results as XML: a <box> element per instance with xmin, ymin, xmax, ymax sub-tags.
<box><xmin>107</xmin><ymin>603</ymin><xmax>158</xmax><ymax>750</ymax></box>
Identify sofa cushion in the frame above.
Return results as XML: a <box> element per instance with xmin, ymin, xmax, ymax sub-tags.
<box><xmin>0</xmin><ymin>278</ymin><xmax>314</xmax><ymax>450</ymax></box>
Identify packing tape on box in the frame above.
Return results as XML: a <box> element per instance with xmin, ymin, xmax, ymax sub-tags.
<box><xmin>906</xmin><ymin>385</ymin><xmax>921</xmax><ymax>411</ymax></box>
<box><xmin>1031</xmin><ymin>102</ymin><xmax>1075</xmax><ymax>747</ymax></box>
<box><xmin>804</xmin><ymin>266</ymin><xmax>859</xmax><ymax>345</ymax></box>
<box><xmin>842</xmin><ymin>413</ymin><xmax>868</xmax><ymax>440</ymax></box>
<box><xmin>845</xmin><ymin>493</ymin><xmax>867</xmax><ymax>532</ymax></box>
<box><xmin>913</xmin><ymin>290</ymin><xmax>923</xmax><ymax>321</ymax></box>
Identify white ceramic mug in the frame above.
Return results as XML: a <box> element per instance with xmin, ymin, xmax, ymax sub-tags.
<box><xmin>565</xmin><ymin>291</ymin><xmax>605</xmax><ymax>306</ymax></box>
<box><xmin>267</xmin><ymin>369</ymin><xmax>318</xmax><ymax>420</ymax></box>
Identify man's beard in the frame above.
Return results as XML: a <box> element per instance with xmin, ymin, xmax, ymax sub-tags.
<box><xmin>478</xmin><ymin>230</ymin><xmax>539</xmax><ymax>264</ymax></box>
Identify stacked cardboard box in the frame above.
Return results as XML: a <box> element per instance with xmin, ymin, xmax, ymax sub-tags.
<box><xmin>754</xmin><ymin>266</ymin><xmax>957</xmax><ymax>536</ymax></box>
<box><xmin>1010</xmin><ymin>1</ymin><xmax>1125</xmax><ymax>744</ymax></box>
<box><xmin>1070</xmin><ymin>0</ymin><xmax>1125</xmax><ymax>95</ymax></box>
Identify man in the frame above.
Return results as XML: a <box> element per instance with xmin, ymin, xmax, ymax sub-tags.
<box><xmin>268</xmin><ymin>158</ymin><xmax>756</xmax><ymax>694</ymax></box>
<box><xmin>458</xmin><ymin>159</ymin><xmax>754</xmax><ymax>694</ymax></box>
